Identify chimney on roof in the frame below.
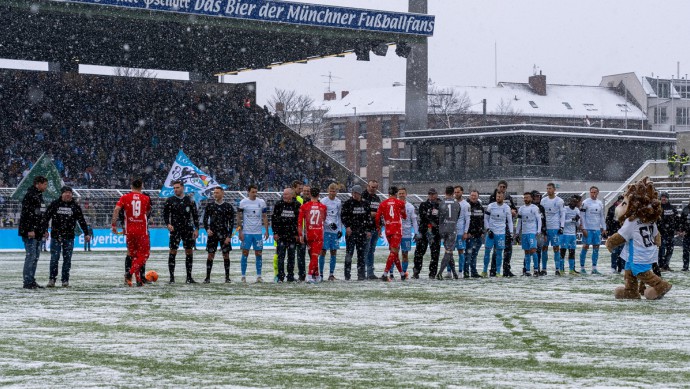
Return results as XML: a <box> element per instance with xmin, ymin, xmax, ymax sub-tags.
<box><xmin>341</xmin><ymin>91</ymin><xmax>349</xmax><ymax>99</ymax></box>
<box><xmin>324</xmin><ymin>91</ymin><xmax>337</xmax><ymax>101</ymax></box>
<box><xmin>528</xmin><ymin>71</ymin><xmax>547</xmax><ymax>96</ymax></box>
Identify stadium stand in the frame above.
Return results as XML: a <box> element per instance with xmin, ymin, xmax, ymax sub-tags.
<box><xmin>0</xmin><ymin>69</ymin><xmax>351</xmax><ymax>191</ymax></box>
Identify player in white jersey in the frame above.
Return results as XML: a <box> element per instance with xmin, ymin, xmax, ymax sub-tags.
<box><xmin>482</xmin><ymin>192</ymin><xmax>514</xmax><ymax>277</ymax></box>
<box><xmin>540</xmin><ymin>183</ymin><xmax>565</xmax><ymax>275</ymax></box>
<box><xmin>396</xmin><ymin>187</ymin><xmax>418</xmax><ymax>278</ymax></box>
<box><xmin>516</xmin><ymin>192</ymin><xmax>542</xmax><ymax>276</ymax></box>
<box><xmin>319</xmin><ymin>183</ymin><xmax>343</xmax><ymax>280</ymax></box>
<box><xmin>561</xmin><ymin>195</ymin><xmax>582</xmax><ymax>275</ymax></box>
<box><xmin>453</xmin><ymin>185</ymin><xmax>471</xmax><ymax>278</ymax></box>
<box><xmin>237</xmin><ymin>184</ymin><xmax>269</xmax><ymax>283</ymax></box>
<box><xmin>580</xmin><ymin>186</ymin><xmax>606</xmax><ymax>275</ymax></box>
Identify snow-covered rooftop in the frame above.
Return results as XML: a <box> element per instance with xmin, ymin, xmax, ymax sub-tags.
<box><xmin>324</xmin><ymin>82</ymin><xmax>646</xmax><ymax>120</ymax></box>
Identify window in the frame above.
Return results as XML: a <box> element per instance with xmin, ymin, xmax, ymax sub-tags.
<box><xmin>657</xmin><ymin>82</ymin><xmax>670</xmax><ymax>98</ymax></box>
<box><xmin>678</xmin><ymin>107</ymin><xmax>689</xmax><ymax>125</ymax></box>
<box><xmin>482</xmin><ymin>145</ymin><xmax>490</xmax><ymax>167</ymax></box>
<box><xmin>677</xmin><ymin>82</ymin><xmax>690</xmax><ymax>99</ymax></box>
<box><xmin>382</xmin><ymin>149</ymin><xmax>391</xmax><ymax>163</ymax></box>
<box><xmin>583</xmin><ymin>103</ymin><xmax>598</xmax><ymax>111</ymax></box>
<box><xmin>482</xmin><ymin>145</ymin><xmax>500</xmax><ymax>167</ymax></box>
<box><xmin>358</xmin><ymin>121</ymin><xmax>367</xmax><ymax>138</ymax></box>
<box><xmin>491</xmin><ymin>145</ymin><xmax>501</xmax><ymax>166</ymax></box>
<box><xmin>381</xmin><ymin>120</ymin><xmax>392</xmax><ymax>138</ymax></box>
<box><xmin>398</xmin><ymin>121</ymin><xmax>406</xmax><ymax>137</ymax></box>
<box><xmin>331</xmin><ymin>123</ymin><xmax>345</xmax><ymax>140</ymax></box>
<box><xmin>562</xmin><ymin>102</ymin><xmax>572</xmax><ymax>110</ymax></box>
<box><xmin>654</xmin><ymin>107</ymin><xmax>668</xmax><ymax>124</ymax></box>
<box><xmin>359</xmin><ymin>150</ymin><xmax>367</xmax><ymax>166</ymax></box>
<box><xmin>445</xmin><ymin>145</ymin><xmax>453</xmax><ymax>166</ymax></box>
<box><xmin>529</xmin><ymin>101</ymin><xmax>538</xmax><ymax>108</ymax></box>
<box><xmin>454</xmin><ymin>145</ymin><xmax>464</xmax><ymax>169</ymax></box>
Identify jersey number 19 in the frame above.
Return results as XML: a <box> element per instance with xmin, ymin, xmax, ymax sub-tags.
<box><xmin>132</xmin><ymin>200</ymin><xmax>142</xmax><ymax>217</ymax></box>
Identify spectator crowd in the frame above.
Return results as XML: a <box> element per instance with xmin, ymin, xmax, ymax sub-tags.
<box><xmin>0</xmin><ymin>70</ymin><xmax>341</xmax><ymax>191</ymax></box>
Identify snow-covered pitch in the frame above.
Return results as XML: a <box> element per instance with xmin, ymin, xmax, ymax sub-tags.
<box><xmin>1</xmin><ymin>250</ymin><xmax>689</xmax><ymax>387</ymax></box>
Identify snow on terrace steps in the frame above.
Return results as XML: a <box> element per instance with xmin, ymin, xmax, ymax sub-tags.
<box><xmin>0</xmin><ymin>251</ymin><xmax>689</xmax><ymax>387</ymax></box>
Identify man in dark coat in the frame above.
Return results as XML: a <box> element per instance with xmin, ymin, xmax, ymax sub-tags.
<box><xmin>271</xmin><ymin>187</ymin><xmax>301</xmax><ymax>282</ymax></box>
<box><xmin>18</xmin><ymin>176</ymin><xmax>49</xmax><ymax>289</ymax></box>
<box><xmin>658</xmin><ymin>192</ymin><xmax>678</xmax><ymax>271</ymax></box>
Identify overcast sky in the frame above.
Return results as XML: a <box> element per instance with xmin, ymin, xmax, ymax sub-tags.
<box><xmin>2</xmin><ymin>1</ymin><xmax>689</xmax><ymax>107</ymax></box>
<box><xmin>228</xmin><ymin>0</ymin><xmax>690</xmax><ymax>105</ymax></box>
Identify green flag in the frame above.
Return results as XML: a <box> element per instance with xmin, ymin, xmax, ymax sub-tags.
<box><xmin>11</xmin><ymin>153</ymin><xmax>64</xmax><ymax>202</ymax></box>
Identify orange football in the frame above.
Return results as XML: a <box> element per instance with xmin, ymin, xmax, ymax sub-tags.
<box><xmin>145</xmin><ymin>270</ymin><xmax>159</xmax><ymax>282</ymax></box>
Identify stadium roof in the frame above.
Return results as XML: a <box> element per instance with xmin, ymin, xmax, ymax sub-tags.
<box><xmin>395</xmin><ymin>124</ymin><xmax>675</xmax><ymax>143</ymax></box>
<box><xmin>1</xmin><ymin>0</ymin><xmax>434</xmax><ymax>76</ymax></box>
<box><xmin>324</xmin><ymin>82</ymin><xmax>646</xmax><ymax>120</ymax></box>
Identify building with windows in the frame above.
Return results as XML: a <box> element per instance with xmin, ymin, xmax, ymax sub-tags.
<box><xmin>323</xmin><ymin>73</ymin><xmax>671</xmax><ymax>192</ymax></box>
<box><xmin>323</xmin><ymin>85</ymin><xmax>407</xmax><ymax>189</ymax></box>
<box><xmin>600</xmin><ymin>72</ymin><xmax>690</xmax><ymax>148</ymax></box>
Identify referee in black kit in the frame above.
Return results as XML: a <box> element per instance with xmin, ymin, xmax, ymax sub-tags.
<box><xmin>164</xmin><ymin>180</ymin><xmax>200</xmax><ymax>284</ymax></box>
<box><xmin>203</xmin><ymin>187</ymin><xmax>236</xmax><ymax>283</ymax></box>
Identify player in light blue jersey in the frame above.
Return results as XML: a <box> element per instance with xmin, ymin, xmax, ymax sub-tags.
<box><xmin>540</xmin><ymin>183</ymin><xmax>565</xmax><ymax>276</ymax></box>
<box><xmin>482</xmin><ymin>192</ymin><xmax>514</xmax><ymax>277</ymax></box>
<box><xmin>237</xmin><ymin>184</ymin><xmax>269</xmax><ymax>283</ymax></box>
<box><xmin>561</xmin><ymin>195</ymin><xmax>582</xmax><ymax>275</ymax></box>
<box><xmin>516</xmin><ymin>192</ymin><xmax>542</xmax><ymax>276</ymax></box>
<box><xmin>397</xmin><ymin>187</ymin><xmax>418</xmax><ymax>279</ymax></box>
<box><xmin>318</xmin><ymin>183</ymin><xmax>343</xmax><ymax>281</ymax></box>
<box><xmin>454</xmin><ymin>185</ymin><xmax>471</xmax><ymax>278</ymax></box>
<box><xmin>580</xmin><ymin>186</ymin><xmax>607</xmax><ymax>275</ymax></box>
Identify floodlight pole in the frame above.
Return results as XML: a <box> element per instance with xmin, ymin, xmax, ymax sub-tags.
<box><xmin>405</xmin><ymin>0</ymin><xmax>429</xmax><ymax>135</ymax></box>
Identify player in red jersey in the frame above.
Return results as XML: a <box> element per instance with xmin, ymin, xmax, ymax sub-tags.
<box><xmin>298</xmin><ymin>187</ymin><xmax>328</xmax><ymax>283</ymax></box>
<box><xmin>111</xmin><ymin>179</ymin><xmax>152</xmax><ymax>287</ymax></box>
<box><xmin>375</xmin><ymin>186</ymin><xmax>408</xmax><ymax>281</ymax></box>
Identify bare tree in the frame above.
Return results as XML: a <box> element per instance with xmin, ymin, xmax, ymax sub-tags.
<box><xmin>113</xmin><ymin>66</ymin><xmax>157</xmax><ymax>78</ymax></box>
<box><xmin>428</xmin><ymin>79</ymin><xmax>471</xmax><ymax>128</ymax></box>
<box><xmin>307</xmin><ymin>105</ymin><xmax>331</xmax><ymax>149</ymax></box>
<box><xmin>268</xmin><ymin>88</ymin><xmax>328</xmax><ymax>137</ymax></box>
<box><xmin>267</xmin><ymin>88</ymin><xmax>298</xmax><ymax>123</ymax></box>
<box><xmin>290</xmin><ymin>94</ymin><xmax>316</xmax><ymax>135</ymax></box>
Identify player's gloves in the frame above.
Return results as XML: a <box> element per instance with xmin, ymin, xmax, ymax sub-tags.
<box><xmin>329</xmin><ymin>223</ymin><xmax>337</xmax><ymax>231</ymax></box>
<box><xmin>574</xmin><ymin>215</ymin><xmax>580</xmax><ymax>222</ymax></box>
<box><xmin>488</xmin><ymin>230</ymin><xmax>494</xmax><ymax>239</ymax></box>
<box><xmin>337</xmin><ymin>231</ymin><xmax>343</xmax><ymax>239</ymax></box>
<box><xmin>558</xmin><ymin>227</ymin><xmax>564</xmax><ymax>235</ymax></box>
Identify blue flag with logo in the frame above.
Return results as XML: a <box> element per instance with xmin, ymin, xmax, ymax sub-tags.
<box><xmin>159</xmin><ymin>150</ymin><xmax>226</xmax><ymax>200</ymax></box>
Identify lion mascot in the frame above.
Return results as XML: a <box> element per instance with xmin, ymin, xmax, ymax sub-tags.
<box><xmin>605</xmin><ymin>177</ymin><xmax>673</xmax><ymax>300</ymax></box>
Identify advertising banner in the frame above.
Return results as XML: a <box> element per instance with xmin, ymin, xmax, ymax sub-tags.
<box><xmin>52</xmin><ymin>0</ymin><xmax>435</xmax><ymax>36</ymax></box>
<box><xmin>0</xmin><ymin>228</ymin><xmax>405</xmax><ymax>251</ymax></box>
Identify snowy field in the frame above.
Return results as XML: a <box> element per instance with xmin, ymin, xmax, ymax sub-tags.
<box><xmin>1</xmin><ymin>249</ymin><xmax>690</xmax><ymax>388</ymax></box>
